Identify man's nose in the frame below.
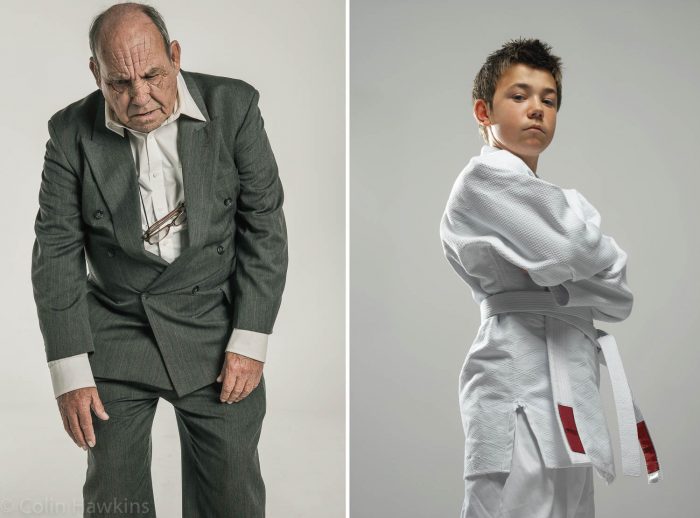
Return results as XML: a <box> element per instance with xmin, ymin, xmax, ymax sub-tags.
<box><xmin>128</xmin><ymin>79</ymin><xmax>152</xmax><ymax>106</ymax></box>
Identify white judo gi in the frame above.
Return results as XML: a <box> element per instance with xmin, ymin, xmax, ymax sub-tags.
<box><xmin>440</xmin><ymin>146</ymin><xmax>659</xmax><ymax>517</ymax></box>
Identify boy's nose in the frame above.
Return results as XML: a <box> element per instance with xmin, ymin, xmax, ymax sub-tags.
<box><xmin>528</xmin><ymin>105</ymin><xmax>544</xmax><ymax>119</ymax></box>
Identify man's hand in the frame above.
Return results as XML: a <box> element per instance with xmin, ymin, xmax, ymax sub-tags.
<box><xmin>57</xmin><ymin>387</ymin><xmax>109</xmax><ymax>450</ymax></box>
<box><xmin>216</xmin><ymin>352</ymin><xmax>263</xmax><ymax>404</ymax></box>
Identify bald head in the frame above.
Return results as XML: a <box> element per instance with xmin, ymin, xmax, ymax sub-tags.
<box><xmin>88</xmin><ymin>2</ymin><xmax>181</xmax><ymax>133</ymax></box>
<box><xmin>89</xmin><ymin>3</ymin><xmax>171</xmax><ymax>61</ymax></box>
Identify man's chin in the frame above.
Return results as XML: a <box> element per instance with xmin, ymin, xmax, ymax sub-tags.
<box><xmin>125</xmin><ymin>119</ymin><xmax>161</xmax><ymax>133</ymax></box>
<box><xmin>125</xmin><ymin>111</ymin><xmax>165</xmax><ymax>133</ymax></box>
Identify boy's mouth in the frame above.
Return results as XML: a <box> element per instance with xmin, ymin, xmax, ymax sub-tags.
<box><xmin>525</xmin><ymin>125</ymin><xmax>545</xmax><ymax>134</ymax></box>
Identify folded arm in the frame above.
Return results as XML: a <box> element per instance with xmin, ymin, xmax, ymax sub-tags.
<box><xmin>441</xmin><ymin>159</ymin><xmax>618</xmax><ymax>287</ymax></box>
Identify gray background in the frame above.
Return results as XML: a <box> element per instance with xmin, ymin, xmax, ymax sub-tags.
<box><xmin>351</xmin><ymin>0</ymin><xmax>698</xmax><ymax>516</ymax></box>
<box><xmin>0</xmin><ymin>1</ymin><xmax>344</xmax><ymax>517</ymax></box>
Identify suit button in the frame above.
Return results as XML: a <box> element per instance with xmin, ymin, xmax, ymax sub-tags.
<box><xmin>224</xmin><ymin>197</ymin><xmax>233</xmax><ymax>207</ymax></box>
<box><xmin>106</xmin><ymin>248</ymin><xmax>115</xmax><ymax>257</ymax></box>
<box><xmin>94</xmin><ymin>209</ymin><xmax>104</xmax><ymax>220</ymax></box>
<box><xmin>217</xmin><ymin>245</ymin><xmax>225</xmax><ymax>255</ymax></box>
<box><xmin>192</xmin><ymin>285</ymin><xmax>200</xmax><ymax>294</ymax></box>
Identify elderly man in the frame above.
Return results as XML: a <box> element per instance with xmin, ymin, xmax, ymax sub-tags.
<box><xmin>31</xmin><ymin>3</ymin><xmax>287</xmax><ymax>517</ymax></box>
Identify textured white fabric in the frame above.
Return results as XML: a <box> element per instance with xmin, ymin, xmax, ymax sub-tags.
<box><xmin>461</xmin><ymin>409</ymin><xmax>594</xmax><ymax>518</ymax></box>
<box><xmin>479</xmin><ymin>291</ymin><xmax>660</xmax><ymax>482</ymax></box>
<box><xmin>48</xmin><ymin>74</ymin><xmax>268</xmax><ymax>398</ymax></box>
<box><xmin>441</xmin><ymin>145</ymin><xmax>634</xmax><ymax>481</ymax></box>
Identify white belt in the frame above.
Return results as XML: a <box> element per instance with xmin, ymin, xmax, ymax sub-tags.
<box><xmin>480</xmin><ymin>290</ymin><xmax>660</xmax><ymax>483</ymax></box>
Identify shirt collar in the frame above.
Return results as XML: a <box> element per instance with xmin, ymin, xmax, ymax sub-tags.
<box><xmin>104</xmin><ymin>72</ymin><xmax>206</xmax><ymax>137</ymax></box>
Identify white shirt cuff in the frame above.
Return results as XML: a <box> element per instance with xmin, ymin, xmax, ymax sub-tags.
<box><xmin>225</xmin><ymin>329</ymin><xmax>269</xmax><ymax>362</ymax></box>
<box><xmin>47</xmin><ymin>353</ymin><xmax>96</xmax><ymax>398</ymax></box>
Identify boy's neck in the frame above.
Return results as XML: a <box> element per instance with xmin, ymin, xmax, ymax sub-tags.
<box><xmin>489</xmin><ymin>141</ymin><xmax>539</xmax><ymax>175</ymax></box>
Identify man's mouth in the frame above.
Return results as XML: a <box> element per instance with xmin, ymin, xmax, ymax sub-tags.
<box><xmin>132</xmin><ymin>109</ymin><xmax>157</xmax><ymax>119</ymax></box>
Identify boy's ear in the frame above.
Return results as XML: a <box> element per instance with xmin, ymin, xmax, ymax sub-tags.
<box><xmin>473</xmin><ymin>99</ymin><xmax>491</xmax><ymax>127</ymax></box>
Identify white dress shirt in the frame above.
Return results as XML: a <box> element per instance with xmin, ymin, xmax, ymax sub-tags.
<box><xmin>48</xmin><ymin>73</ymin><xmax>268</xmax><ymax>398</ymax></box>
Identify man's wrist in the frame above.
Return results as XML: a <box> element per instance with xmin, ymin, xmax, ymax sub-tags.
<box><xmin>48</xmin><ymin>353</ymin><xmax>96</xmax><ymax>398</ymax></box>
<box><xmin>225</xmin><ymin>329</ymin><xmax>269</xmax><ymax>363</ymax></box>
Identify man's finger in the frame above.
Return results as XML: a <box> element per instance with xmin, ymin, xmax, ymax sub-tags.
<box><xmin>68</xmin><ymin>412</ymin><xmax>87</xmax><ymax>450</ymax></box>
<box><xmin>220</xmin><ymin>373</ymin><xmax>237</xmax><ymax>402</ymax></box>
<box><xmin>61</xmin><ymin>412</ymin><xmax>77</xmax><ymax>446</ymax></box>
<box><xmin>227</xmin><ymin>375</ymin><xmax>247</xmax><ymax>403</ymax></box>
<box><xmin>79</xmin><ymin>408</ymin><xmax>96</xmax><ymax>448</ymax></box>
<box><xmin>233</xmin><ymin>378</ymin><xmax>256</xmax><ymax>403</ymax></box>
<box><xmin>90</xmin><ymin>393</ymin><xmax>110</xmax><ymax>421</ymax></box>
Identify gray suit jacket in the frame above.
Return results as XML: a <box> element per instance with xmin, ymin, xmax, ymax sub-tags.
<box><xmin>31</xmin><ymin>71</ymin><xmax>288</xmax><ymax>397</ymax></box>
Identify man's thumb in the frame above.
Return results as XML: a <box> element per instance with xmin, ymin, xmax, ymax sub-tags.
<box><xmin>91</xmin><ymin>395</ymin><xmax>110</xmax><ymax>420</ymax></box>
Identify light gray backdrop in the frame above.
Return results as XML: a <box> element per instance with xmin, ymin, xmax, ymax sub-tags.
<box><xmin>351</xmin><ymin>0</ymin><xmax>698</xmax><ymax>516</ymax></box>
<box><xmin>0</xmin><ymin>1</ymin><xmax>344</xmax><ymax>517</ymax></box>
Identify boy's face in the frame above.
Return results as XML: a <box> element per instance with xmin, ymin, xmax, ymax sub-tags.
<box><xmin>475</xmin><ymin>63</ymin><xmax>558</xmax><ymax>169</ymax></box>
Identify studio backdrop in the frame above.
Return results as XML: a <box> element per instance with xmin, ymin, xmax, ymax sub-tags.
<box><xmin>350</xmin><ymin>0</ymin><xmax>698</xmax><ymax>516</ymax></box>
<box><xmin>0</xmin><ymin>1</ymin><xmax>345</xmax><ymax>517</ymax></box>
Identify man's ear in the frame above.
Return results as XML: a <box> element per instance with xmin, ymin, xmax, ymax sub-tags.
<box><xmin>89</xmin><ymin>58</ymin><xmax>101</xmax><ymax>88</ymax></box>
<box><xmin>169</xmin><ymin>40</ymin><xmax>181</xmax><ymax>72</ymax></box>
<box><xmin>473</xmin><ymin>99</ymin><xmax>491</xmax><ymax>127</ymax></box>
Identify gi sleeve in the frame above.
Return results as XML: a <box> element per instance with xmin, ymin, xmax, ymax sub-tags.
<box><xmin>440</xmin><ymin>160</ymin><xmax>618</xmax><ymax>287</ymax></box>
<box><xmin>31</xmin><ymin>119</ymin><xmax>95</xmax><ymax>362</ymax></box>
<box><xmin>549</xmin><ymin>192</ymin><xmax>633</xmax><ymax>322</ymax></box>
<box><xmin>231</xmin><ymin>89</ymin><xmax>288</xmax><ymax>334</ymax></box>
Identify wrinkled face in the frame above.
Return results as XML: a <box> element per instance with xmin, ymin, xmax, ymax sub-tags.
<box><xmin>90</xmin><ymin>16</ymin><xmax>181</xmax><ymax>133</ymax></box>
<box><xmin>477</xmin><ymin>64</ymin><xmax>558</xmax><ymax>164</ymax></box>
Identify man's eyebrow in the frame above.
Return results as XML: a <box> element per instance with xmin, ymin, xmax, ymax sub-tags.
<box><xmin>508</xmin><ymin>83</ymin><xmax>558</xmax><ymax>96</ymax></box>
<box><xmin>106</xmin><ymin>73</ymin><xmax>129</xmax><ymax>81</ymax></box>
<box><xmin>106</xmin><ymin>68</ymin><xmax>164</xmax><ymax>81</ymax></box>
<box><xmin>143</xmin><ymin>67</ymin><xmax>164</xmax><ymax>76</ymax></box>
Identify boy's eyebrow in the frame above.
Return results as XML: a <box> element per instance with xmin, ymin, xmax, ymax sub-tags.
<box><xmin>508</xmin><ymin>83</ymin><xmax>558</xmax><ymax>96</ymax></box>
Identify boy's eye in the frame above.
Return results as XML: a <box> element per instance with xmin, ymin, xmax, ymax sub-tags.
<box><xmin>512</xmin><ymin>94</ymin><xmax>525</xmax><ymax>101</ymax></box>
<box><xmin>543</xmin><ymin>98</ymin><xmax>555</xmax><ymax>106</ymax></box>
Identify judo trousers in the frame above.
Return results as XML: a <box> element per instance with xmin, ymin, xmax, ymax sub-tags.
<box><xmin>461</xmin><ymin>408</ymin><xmax>594</xmax><ymax>518</ymax></box>
<box><xmin>83</xmin><ymin>377</ymin><xmax>266</xmax><ymax>518</ymax></box>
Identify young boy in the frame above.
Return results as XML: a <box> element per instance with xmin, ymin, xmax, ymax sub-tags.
<box><xmin>440</xmin><ymin>39</ymin><xmax>659</xmax><ymax>517</ymax></box>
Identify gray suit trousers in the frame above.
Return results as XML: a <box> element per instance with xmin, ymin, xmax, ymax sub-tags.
<box><xmin>83</xmin><ymin>377</ymin><xmax>266</xmax><ymax>518</ymax></box>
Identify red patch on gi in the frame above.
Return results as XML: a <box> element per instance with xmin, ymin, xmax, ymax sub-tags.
<box><xmin>558</xmin><ymin>404</ymin><xmax>585</xmax><ymax>453</ymax></box>
<box><xmin>637</xmin><ymin>420</ymin><xmax>659</xmax><ymax>474</ymax></box>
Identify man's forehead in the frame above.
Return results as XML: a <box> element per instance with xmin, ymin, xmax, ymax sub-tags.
<box><xmin>97</xmin><ymin>38</ymin><xmax>169</xmax><ymax>76</ymax></box>
<box><xmin>96</xmin><ymin>16</ymin><xmax>168</xmax><ymax>66</ymax></box>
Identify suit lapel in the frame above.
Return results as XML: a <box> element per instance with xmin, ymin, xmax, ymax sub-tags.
<box><xmin>179</xmin><ymin>117</ymin><xmax>217</xmax><ymax>249</ymax></box>
<box><xmin>81</xmin><ymin>101</ymin><xmax>166</xmax><ymax>264</ymax></box>
<box><xmin>145</xmin><ymin>73</ymin><xmax>221</xmax><ymax>290</ymax></box>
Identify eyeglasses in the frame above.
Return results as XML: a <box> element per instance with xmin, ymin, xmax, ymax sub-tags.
<box><xmin>141</xmin><ymin>201</ymin><xmax>187</xmax><ymax>244</ymax></box>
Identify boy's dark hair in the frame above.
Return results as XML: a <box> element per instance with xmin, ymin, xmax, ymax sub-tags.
<box><xmin>473</xmin><ymin>38</ymin><xmax>563</xmax><ymax>142</ymax></box>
